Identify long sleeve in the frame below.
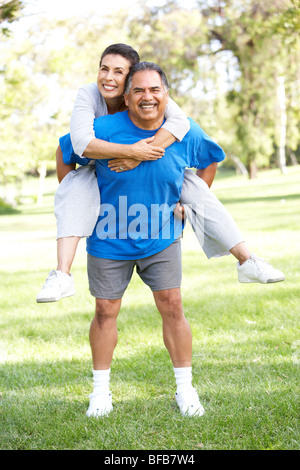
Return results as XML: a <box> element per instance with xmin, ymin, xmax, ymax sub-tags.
<box><xmin>162</xmin><ymin>97</ymin><xmax>190</xmax><ymax>142</ymax></box>
<box><xmin>69</xmin><ymin>83</ymin><xmax>107</xmax><ymax>156</ymax></box>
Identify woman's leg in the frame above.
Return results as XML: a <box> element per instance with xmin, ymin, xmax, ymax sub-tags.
<box><xmin>56</xmin><ymin>236</ymin><xmax>81</xmax><ymax>274</ymax></box>
<box><xmin>55</xmin><ymin>145</ymin><xmax>81</xmax><ymax>274</ymax></box>
<box><xmin>180</xmin><ymin>169</ymin><xmax>284</xmax><ymax>283</ymax></box>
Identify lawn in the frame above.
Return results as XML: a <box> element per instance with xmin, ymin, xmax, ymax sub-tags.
<box><xmin>0</xmin><ymin>167</ymin><xmax>299</xmax><ymax>451</ymax></box>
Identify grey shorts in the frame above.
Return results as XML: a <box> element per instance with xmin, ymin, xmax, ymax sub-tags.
<box><xmin>87</xmin><ymin>239</ymin><xmax>182</xmax><ymax>299</ymax></box>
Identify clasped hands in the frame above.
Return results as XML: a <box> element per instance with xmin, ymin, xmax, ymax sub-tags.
<box><xmin>108</xmin><ymin>137</ymin><xmax>164</xmax><ymax>173</ymax></box>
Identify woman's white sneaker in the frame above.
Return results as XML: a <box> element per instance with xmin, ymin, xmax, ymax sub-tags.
<box><xmin>86</xmin><ymin>391</ymin><xmax>113</xmax><ymax>418</ymax></box>
<box><xmin>36</xmin><ymin>269</ymin><xmax>76</xmax><ymax>302</ymax></box>
<box><xmin>175</xmin><ymin>388</ymin><xmax>205</xmax><ymax>417</ymax></box>
<box><xmin>237</xmin><ymin>255</ymin><xmax>285</xmax><ymax>284</ymax></box>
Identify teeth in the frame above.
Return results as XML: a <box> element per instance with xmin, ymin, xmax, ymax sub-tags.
<box><xmin>103</xmin><ymin>85</ymin><xmax>116</xmax><ymax>91</ymax></box>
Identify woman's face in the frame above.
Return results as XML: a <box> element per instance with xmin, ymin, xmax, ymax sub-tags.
<box><xmin>97</xmin><ymin>54</ymin><xmax>131</xmax><ymax>101</ymax></box>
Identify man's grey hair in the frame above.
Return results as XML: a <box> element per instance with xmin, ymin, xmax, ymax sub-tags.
<box><xmin>124</xmin><ymin>61</ymin><xmax>170</xmax><ymax>95</ymax></box>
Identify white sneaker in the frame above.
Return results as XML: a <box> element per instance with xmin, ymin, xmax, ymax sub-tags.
<box><xmin>86</xmin><ymin>391</ymin><xmax>113</xmax><ymax>418</ymax></box>
<box><xmin>237</xmin><ymin>255</ymin><xmax>285</xmax><ymax>284</ymax></box>
<box><xmin>36</xmin><ymin>269</ymin><xmax>76</xmax><ymax>302</ymax></box>
<box><xmin>175</xmin><ymin>388</ymin><xmax>205</xmax><ymax>417</ymax></box>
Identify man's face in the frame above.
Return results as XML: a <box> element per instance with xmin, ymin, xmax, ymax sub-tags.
<box><xmin>125</xmin><ymin>70</ymin><xmax>169</xmax><ymax>130</ymax></box>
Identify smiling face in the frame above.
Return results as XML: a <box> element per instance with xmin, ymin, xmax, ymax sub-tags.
<box><xmin>97</xmin><ymin>54</ymin><xmax>131</xmax><ymax>102</ymax></box>
<box><xmin>124</xmin><ymin>70</ymin><xmax>169</xmax><ymax>130</ymax></box>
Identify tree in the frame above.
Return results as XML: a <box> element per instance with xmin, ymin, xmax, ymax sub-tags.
<box><xmin>201</xmin><ymin>0</ymin><xmax>300</xmax><ymax>176</ymax></box>
<box><xmin>123</xmin><ymin>0</ymin><xmax>300</xmax><ymax>177</ymax></box>
<box><xmin>0</xmin><ymin>0</ymin><xmax>23</xmax><ymax>35</ymax></box>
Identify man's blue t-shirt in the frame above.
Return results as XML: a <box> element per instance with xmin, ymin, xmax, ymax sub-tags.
<box><xmin>59</xmin><ymin>111</ymin><xmax>225</xmax><ymax>260</ymax></box>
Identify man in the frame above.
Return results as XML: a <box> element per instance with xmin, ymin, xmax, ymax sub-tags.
<box><xmin>82</xmin><ymin>61</ymin><xmax>227</xmax><ymax>418</ymax></box>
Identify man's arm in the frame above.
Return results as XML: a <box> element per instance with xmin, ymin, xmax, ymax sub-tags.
<box><xmin>196</xmin><ymin>162</ymin><xmax>218</xmax><ymax>188</ymax></box>
<box><xmin>174</xmin><ymin>163</ymin><xmax>218</xmax><ymax>220</ymax></box>
<box><xmin>56</xmin><ymin>145</ymin><xmax>75</xmax><ymax>183</ymax></box>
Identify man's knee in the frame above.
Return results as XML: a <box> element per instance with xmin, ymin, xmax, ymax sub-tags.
<box><xmin>94</xmin><ymin>298</ymin><xmax>121</xmax><ymax>326</ymax></box>
<box><xmin>154</xmin><ymin>289</ymin><xmax>183</xmax><ymax>320</ymax></box>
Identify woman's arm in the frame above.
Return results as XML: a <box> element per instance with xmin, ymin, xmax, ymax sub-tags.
<box><xmin>70</xmin><ymin>84</ymin><xmax>164</xmax><ymax>161</ymax></box>
<box><xmin>83</xmin><ymin>136</ymin><xmax>164</xmax><ymax>161</ymax></box>
<box><xmin>70</xmin><ymin>85</ymin><xmax>189</xmax><ymax>165</ymax></box>
<box><xmin>108</xmin><ymin>98</ymin><xmax>190</xmax><ymax>172</ymax></box>
<box><xmin>161</xmin><ymin>98</ymin><xmax>190</xmax><ymax>142</ymax></box>
<box><xmin>88</xmin><ymin>98</ymin><xmax>190</xmax><ymax>161</ymax></box>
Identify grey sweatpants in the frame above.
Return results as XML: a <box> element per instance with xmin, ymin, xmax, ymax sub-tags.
<box><xmin>180</xmin><ymin>169</ymin><xmax>244</xmax><ymax>258</ymax></box>
<box><xmin>54</xmin><ymin>164</ymin><xmax>100</xmax><ymax>239</ymax></box>
<box><xmin>54</xmin><ymin>166</ymin><xmax>244</xmax><ymax>258</ymax></box>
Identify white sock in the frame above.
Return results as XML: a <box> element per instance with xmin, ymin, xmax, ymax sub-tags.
<box><xmin>92</xmin><ymin>368</ymin><xmax>111</xmax><ymax>394</ymax></box>
<box><xmin>173</xmin><ymin>366</ymin><xmax>193</xmax><ymax>394</ymax></box>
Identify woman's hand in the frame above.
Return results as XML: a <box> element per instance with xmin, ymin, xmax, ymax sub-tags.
<box><xmin>129</xmin><ymin>137</ymin><xmax>165</xmax><ymax>161</ymax></box>
<box><xmin>108</xmin><ymin>158</ymin><xmax>141</xmax><ymax>172</ymax></box>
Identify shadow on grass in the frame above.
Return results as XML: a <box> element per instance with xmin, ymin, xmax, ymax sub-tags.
<box><xmin>219</xmin><ymin>193</ymin><xmax>300</xmax><ymax>205</ymax></box>
<box><xmin>0</xmin><ymin>200</ymin><xmax>20</xmax><ymax>215</ymax></box>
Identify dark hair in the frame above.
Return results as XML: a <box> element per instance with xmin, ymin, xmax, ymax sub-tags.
<box><xmin>124</xmin><ymin>61</ymin><xmax>170</xmax><ymax>94</ymax></box>
<box><xmin>99</xmin><ymin>43</ymin><xmax>140</xmax><ymax>68</ymax></box>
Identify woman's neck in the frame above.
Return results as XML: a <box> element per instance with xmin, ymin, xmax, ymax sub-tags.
<box><xmin>106</xmin><ymin>97</ymin><xmax>128</xmax><ymax>115</ymax></box>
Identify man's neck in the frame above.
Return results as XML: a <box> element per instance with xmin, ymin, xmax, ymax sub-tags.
<box><xmin>128</xmin><ymin>111</ymin><xmax>164</xmax><ymax>131</ymax></box>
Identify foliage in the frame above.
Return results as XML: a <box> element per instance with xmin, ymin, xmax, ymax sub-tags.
<box><xmin>1</xmin><ymin>0</ymin><xmax>300</xmax><ymax>188</ymax></box>
<box><xmin>0</xmin><ymin>0</ymin><xmax>23</xmax><ymax>35</ymax></box>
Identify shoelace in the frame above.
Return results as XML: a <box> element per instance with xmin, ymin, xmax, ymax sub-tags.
<box><xmin>251</xmin><ymin>255</ymin><xmax>272</xmax><ymax>272</ymax></box>
<box><xmin>43</xmin><ymin>270</ymin><xmax>58</xmax><ymax>287</ymax></box>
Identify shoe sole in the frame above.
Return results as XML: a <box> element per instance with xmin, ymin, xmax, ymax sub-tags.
<box><xmin>86</xmin><ymin>406</ymin><xmax>113</xmax><ymax>418</ymax></box>
<box><xmin>36</xmin><ymin>292</ymin><xmax>76</xmax><ymax>303</ymax></box>
<box><xmin>238</xmin><ymin>276</ymin><xmax>285</xmax><ymax>284</ymax></box>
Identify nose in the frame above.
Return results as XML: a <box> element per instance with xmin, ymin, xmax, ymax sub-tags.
<box><xmin>142</xmin><ymin>89</ymin><xmax>153</xmax><ymax>100</ymax></box>
<box><xmin>105</xmin><ymin>70</ymin><xmax>114</xmax><ymax>81</ymax></box>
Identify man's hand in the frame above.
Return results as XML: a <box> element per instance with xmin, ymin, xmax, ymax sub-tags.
<box><xmin>174</xmin><ymin>202</ymin><xmax>185</xmax><ymax>220</ymax></box>
<box><xmin>108</xmin><ymin>158</ymin><xmax>141</xmax><ymax>172</ymax></box>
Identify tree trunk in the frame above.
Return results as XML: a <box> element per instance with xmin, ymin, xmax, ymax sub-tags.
<box><xmin>228</xmin><ymin>154</ymin><xmax>249</xmax><ymax>176</ymax></box>
<box><xmin>290</xmin><ymin>152</ymin><xmax>299</xmax><ymax>166</ymax></box>
<box><xmin>249</xmin><ymin>160</ymin><xmax>257</xmax><ymax>179</ymax></box>
<box><xmin>276</xmin><ymin>76</ymin><xmax>288</xmax><ymax>174</ymax></box>
<box><xmin>37</xmin><ymin>164</ymin><xmax>47</xmax><ymax>205</ymax></box>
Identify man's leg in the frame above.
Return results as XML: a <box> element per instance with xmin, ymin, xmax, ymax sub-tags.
<box><xmin>153</xmin><ymin>288</ymin><xmax>204</xmax><ymax>417</ymax></box>
<box><xmin>89</xmin><ymin>298</ymin><xmax>122</xmax><ymax>370</ymax></box>
<box><xmin>86</xmin><ymin>254</ymin><xmax>134</xmax><ymax>417</ymax></box>
<box><xmin>153</xmin><ymin>288</ymin><xmax>192</xmax><ymax>367</ymax></box>
<box><xmin>87</xmin><ymin>297</ymin><xmax>122</xmax><ymax>418</ymax></box>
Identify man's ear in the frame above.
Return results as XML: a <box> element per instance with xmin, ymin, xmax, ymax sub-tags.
<box><xmin>166</xmin><ymin>91</ymin><xmax>169</xmax><ymax>102</ymax></box>
<box><xmin>124</xmin><ymin>94</ymin><xmax>129</xmax><ymax>106</ymax></box>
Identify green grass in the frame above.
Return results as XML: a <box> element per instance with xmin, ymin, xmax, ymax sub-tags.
<box><xmin>0</xmin><ymin>168</ymin><xmax>299</xmax><ymax>450</ymax></box>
